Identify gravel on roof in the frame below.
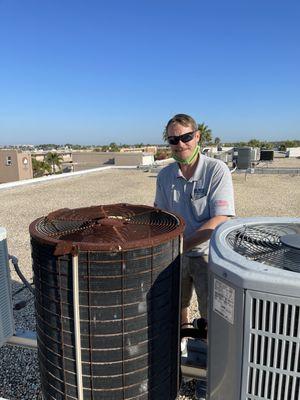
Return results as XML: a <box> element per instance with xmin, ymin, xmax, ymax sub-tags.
<box><xmin>0</xmin><ymin>165</ymin><xmax>299</xmax><ymax>400</ymax></box>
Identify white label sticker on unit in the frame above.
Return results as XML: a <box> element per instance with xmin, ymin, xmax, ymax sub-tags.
<box><xmin>213</xmin><ymin>278</ymin><xmax>235</xmax><ymax>324</ymax></box>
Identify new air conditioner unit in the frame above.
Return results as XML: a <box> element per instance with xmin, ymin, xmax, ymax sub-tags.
<box><xmin>208</xmin><ymin>217</ymin><xmax>300</xmax><ymax>400</ymax></box>
<box><xmin>0</xmin><ymin>227</ymin><xmax>14</xmax><ymax>348</ymax></box>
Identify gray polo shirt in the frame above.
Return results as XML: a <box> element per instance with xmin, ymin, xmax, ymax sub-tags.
<box><xmin>154</xmin><ymin>154</ymin><xmax>235</xmax><ymax>255</ymax></box>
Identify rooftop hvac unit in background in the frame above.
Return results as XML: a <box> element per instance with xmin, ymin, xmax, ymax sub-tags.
<box><xmin>208</xmin><ymin>217</ymin><xmax>300</xmax><ymax>400</ymax></box>
<box><xmin>0</xmin><ymin>227</ymin><xmax>14</xmax><ymax>348</ymax></box>
<box><xmin>237</xmin><ymin>147</ymin><xmax>252</xmax><ymax>169</ymax></box>
<box><xmin>260</xmin><ymin>150</ymin><xmax>274</xmax><ymax>161</ymax></box>
<box><xmin>232</xmin><ymin>147</ymin><xmax>238</xmax><ymax>163</ymax></box>
<box><xmin>251</xmin><ymin>148</ymin><xmax>260</xmax><ymax>162</ymax></box>
<box><xmin>30</xmin><ymin>204</ymin><xmax>184</xmax><ymax>400</ymax></box>
<box><xmin>213</xmin><ymin>153</ymin><xmax>229</xmax><ymax>163</ymax></box>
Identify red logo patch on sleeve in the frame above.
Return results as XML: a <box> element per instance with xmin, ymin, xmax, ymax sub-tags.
<box><xmin>215</xmin><ymin>200</ymin><xmax>229</xmax><ymax>207</ymax></box>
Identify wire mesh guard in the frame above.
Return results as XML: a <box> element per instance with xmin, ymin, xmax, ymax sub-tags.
<box><xmin>226</xmin><ymin>223</ymin><xmax>300</xmax><ymax>273</ymax></box>
<box><xmin>33</xmin><ymin>203</ymin><xmax>183</xmax><ymax>253</ymax></box>
<box><xmin>30</xmin><ymin>204</ymin><xmax>185</xmax><ymax>400</ymax></box>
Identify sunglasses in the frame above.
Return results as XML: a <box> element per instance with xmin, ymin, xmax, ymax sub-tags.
<box><xmin>167</xmin><ymin>130</ymin><xmax>197</xmax><ymax>145</ymax></box>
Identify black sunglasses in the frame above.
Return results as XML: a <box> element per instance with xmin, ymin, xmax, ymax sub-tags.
<box><xmin>167</xmin><ymin>131</ymin><xmax>197</xmax><ymax>145</ymax></box>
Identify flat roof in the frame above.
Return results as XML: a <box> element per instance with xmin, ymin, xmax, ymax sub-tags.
<box><xmin>0</xmin><ymin>164</ymin><xmax>299</xmax><ymax>399</ymax></box>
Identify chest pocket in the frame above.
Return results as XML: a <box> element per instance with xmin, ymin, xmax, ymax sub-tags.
<box><xmin>193</xmin><ymin>187</ymin><xmax>207</xmax><ymax>200</ymax></box>
<box><xmin>191</xmin><ymin>187</ymin><xmax>210</xmax><ymax>220</ymax></box>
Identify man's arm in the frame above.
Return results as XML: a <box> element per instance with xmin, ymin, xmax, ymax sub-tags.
<box><xmin>183</xmin><ymin>215</ymin><xmax>229</xmax><ymax>252</ymax></box>
<box><xmin>182</xmin><ymin>162</ymin><xmax>235</xmax><ymax>252</ymax></box>
<box><xmin>154</xmin><ymin>174</ymin><xmax>168</xmax><ymax>209</ymax></box>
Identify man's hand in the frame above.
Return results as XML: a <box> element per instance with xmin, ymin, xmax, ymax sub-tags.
<box><xmin>183</xmin><ymin>215</ymin><xmax>229</xmax><ymax>252</ymax></box>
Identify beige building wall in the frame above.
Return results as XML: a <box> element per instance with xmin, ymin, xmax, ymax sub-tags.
<box><xmin>72</xmin><ymin>151</ymin><xmax>145</xmax><ymax>171</ymax></box>
<box><xmin>114</xmin><ymin>153</ymin><xmax>144</xmax><ymax>166</ymax></box>
<box><xmin>72</xmin><ymin>152</ymin><xmax>115</xmax><ymax>171</ymax></box>
<box><xmin>32</xmin><ymin>151</ymin><xmax>72</xmax><ymax>162</ymax></box>
<box><xmin>17</xmin><ymin>152</ymin><xmax>33</xmax><ymax>180</ymax></box>
<box><xmin>0</xmin><ymin>150</ymin><xmax>33</xmax><ymax>184</ymax></box>
<box><xmin>120</xmin><ymin>146</ymin><xmax>157</xmax><ymax>154</ymax></box>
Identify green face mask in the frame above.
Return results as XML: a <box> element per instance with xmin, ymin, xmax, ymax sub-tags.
<box><xmin>172</xmin><ymin>145</ymin><xmax>200</xmax><ymax>165</ymax></box>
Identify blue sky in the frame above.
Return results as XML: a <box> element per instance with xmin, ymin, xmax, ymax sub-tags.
<box><xmin>1</xmin><ymin>0</ymin><xmax>299</xmax><ymax>145</ymax></box>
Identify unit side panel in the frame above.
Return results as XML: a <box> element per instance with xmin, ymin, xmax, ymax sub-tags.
<box><xmin>208</xmin><ymin>273</ymin><xmax>245</xmax><ymax>400</ymax></box>
<box><xmin>0</xmin><ymin>238</ymin><xmax>14</xmax><ymax>347</ymax></box>
<box><xmin>242</xmin><ymin>290</ymin><xmax>300</xmax><ymax>400</ymax></box>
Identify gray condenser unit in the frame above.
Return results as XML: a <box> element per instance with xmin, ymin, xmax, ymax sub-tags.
<box><xmin>208</xmin><ymin>217</ymin><xmax>300</xmax><ymax>400</ymax></box>
<box><xmin>30</xmin><ymin>204</ymin><xmax>184</xmax><ymax>400</ymax></box>
<box><xmin>237</xmin><ymin>147</ymin><xmax>252</xmax><ymax>169</ymax></box>
<box><xmin>0</xmin><ymin>227</ymin><xmax>14</xmax><ymax>348</ymax></box>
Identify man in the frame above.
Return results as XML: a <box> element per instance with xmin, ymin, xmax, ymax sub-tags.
<box><xmin>154</xmin><ymin>114</ymin><xmax>235</xmax><ymax>325</ymax></box>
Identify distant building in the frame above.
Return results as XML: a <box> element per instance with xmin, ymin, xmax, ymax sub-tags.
<box><xmin>0</xmin><ymin>149</ymin><xmax>33</xmax><ymax>184</ymax></box>
<box><xmin>120</xmin><ymin>146</ymin><xmax>157</xmax><ymax>154</ymax></box>
<box><xmin>31</xmin><ymin>150</ymin><xmax>72</xmax><ymax>163</ymax></box>
<box><xmin>72</xmin><ymin>151</ymin><xmax>154</xmax><ymax>171</ymax></box>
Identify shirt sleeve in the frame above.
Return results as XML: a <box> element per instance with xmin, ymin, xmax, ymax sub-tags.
<box><xmin>209</xmin><ymin>164</ymin><xmax>235</xmax><ymax>217</ymax></box>
<box><xmin>154</xmin><ymin>173</ymin><xmax>168</xmax><ymax>209</ymax></box>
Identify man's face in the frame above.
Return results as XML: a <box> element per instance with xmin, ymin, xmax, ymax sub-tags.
<box><xmin>167</xmin><ymin>123</ymin><xmax>200</xmax><ymax>161</ymax></box>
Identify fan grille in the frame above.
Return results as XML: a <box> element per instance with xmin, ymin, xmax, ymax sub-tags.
<box><xmin>226</xmin><ymin>223</ymin><xmax>300</xmax><ymax>273</ymax></box>
<box><xmin>30</xmin><ymin>204</ymin><xmax>184</xmax><ymax>253</ymax></box>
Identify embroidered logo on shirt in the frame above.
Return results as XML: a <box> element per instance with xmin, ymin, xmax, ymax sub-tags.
<box><xmin>192</xmin><ymin>187</ymin><xmax>207</xmax><ymax>200</ymax></box>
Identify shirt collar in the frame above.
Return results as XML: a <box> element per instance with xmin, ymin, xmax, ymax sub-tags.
<box><xmin>175</xmin><ymin>154</ymin><xmax>204</xmax><ymax>181</ymax></box>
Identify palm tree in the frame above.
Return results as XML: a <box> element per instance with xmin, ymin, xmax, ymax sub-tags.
<box><xmin>109</xmin><ymin>142</ymin><xmax>120</xmax><ymax>152</ymax></box>
<box><xmin>260</xmin><ymin>141</ymin><xmax>273</xmax><ymax>149</ymax></box>
<box><xmin>32</xmin><ymin>158</ymin><xmax>52</xmax><ymax>177</ymax></box>
<box><xmin>162</xmin><ymin>128</ymin><xmax>168</xmax><ymax>141</ymax></box>
<box><xmin>214</xmin><ymin>137</ymin><xmax>221</xmax><ymax>145</ymax></box>
<box><xmin>45</xmin><ymin>152</ymin><xmax>63</xmax><ymax>174</ymax></box>
<box><xmin>198</xmin><ymin>123</ymin><xmax>212</xmax><ymax>147</ymax></box>
<box><xmin>248</xmin><ymin>139</ymin><xmax>261</xmax><ymax>148</ymax></box>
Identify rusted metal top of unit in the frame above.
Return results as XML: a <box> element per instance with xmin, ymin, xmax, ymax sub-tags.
<box><xmin>29</xmin><ymin>203</ymin><xmax>185</xmax><ymax>254</ymax></box>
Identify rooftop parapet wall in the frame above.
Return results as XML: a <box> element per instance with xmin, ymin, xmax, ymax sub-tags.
<box><xmin>72</xmin><ymin>151</ymin><xmax>151</xmax><ymax>169</ymax></box>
